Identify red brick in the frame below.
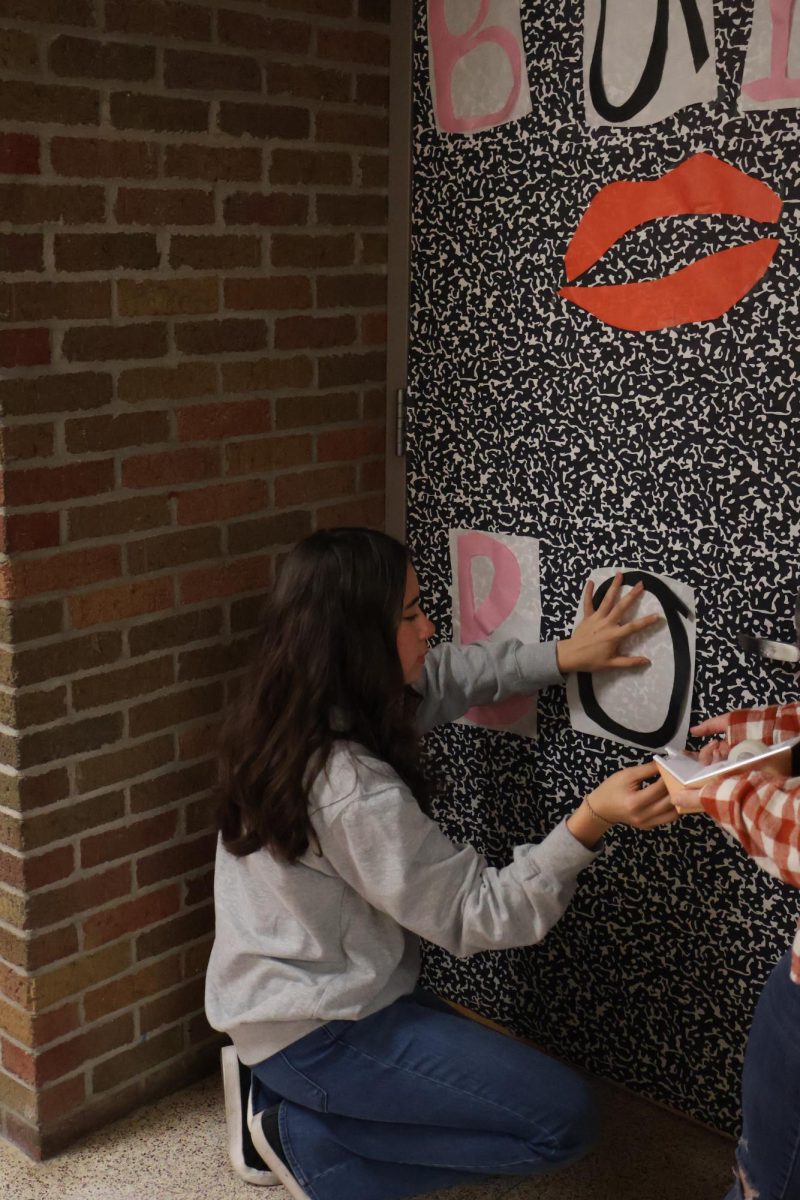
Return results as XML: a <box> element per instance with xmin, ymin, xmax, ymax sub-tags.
<box><xmin>68</xmin><ymin>495</ymin><xmax>170</xmax><ymax>542</ymax></box>
<box><xmin>218</xmin><ymin>102</ymin><xmax>309</xmax><ymax>141</ymax></box>
<box><xmin>62</xmin><ymin>322</ymin><xmax>168</xmax><ymax>363</ymax></box>
<box><xmin>218</xmin><ymin>10</ymin><xmax>310</xmax><ymax>54</ymax></box>
<box><xmin>105</xmin><ymin>0</ymin><xmax>212</xmax><ymax>41</ymax></box>
<box><xmin>0</xmin><ymin>280</ymin><xmax>110</xmax><ymax>323</ymax></box>
<box><xmin>118</xmin><ymin>361</ymin><xmax>215</xmax><ymax>404</ymax></box>
<box><xmin>316</xmin><ymin>272</ymin><xmax>385</xmax><ymax>308</ymax></box>
<box><xmin>267</xmin><ymin>61</ymin><xmax>349</xmax><ymax>101</ymax></box>
<box><xmin>126</xmin><ymin>527</ymin><xmax>220</xmax><ymax>574</ymax></box>
<box><xmin>360</xmin><ymin>232</ymin><xmax>387</xmax><ymax>264</ymax></box>
<box><xmin>0</xmin><ymin>132</ymin><xmax>39</xmax><ymax>175</ymax></box>
<box><xmin>38</xmin><ymin>1075</ymin><xmax>85</xmax><ymax>1125</ymax></box>
<box><xmin>180</xmin><ymin>556</ymin><xmax>271</xmax><ymax>604</ymax></box>
<box><xmin>55</xmin><ymin>232</ymin><xmax>159</xmax><ymax>272</ymax></box>
<box><xmin>72</xmin><ymin>656</ymin><xmax>174</xmax><ymax>711</ymax></box>
<box><xmin>224</xmin><ymin>275</ymin><xmax>311</xmax><ymax>312</ymax></box>
<box><xmin>178</xmin><ymin>721</ymin><xmax>219</xmax><ymax>762</ymax></box>
<box><xmin>128</xmin><ymin>608</ymin><xmax>222</xmax><ymax>658</ymax></box>
<box><xmin>317</xmin><ymin>350</ymin><xmax>385</xmax><ymax>387</ymax></box>
<box><xmin>83</xmin><ymin>885</ymin><xmax>181</xmax><ymax>950</ymax></box>
<box><xmin>356</xmin><ymin>73</ymin><xmax>390</xmax><ymax>108</ymax></box>
<box><xmin>14</xmin><ymin>633</ymin><xmax>121</xmax><ymax>689</ymax></box>
<box><xmin>227</xmin><ymin>511</ymin><xmax>310</xmax><ymax>556</ymax></box>
<box><xmin>0</xmin><ymin>183</ymin><xmax>104</xmax><ymax>225</ymax></box>
<box><xmin>175</xmin><ymin>318</ymin><xmax>266</xmax><ymax>355</ymax></box>
<box><xmin>0</xmin><ymin>371</ymin><xmax>111</xmax><ymax>416</ymax></box>
<box><xmin>164</xmin><ymin>48</ymin><xmax>261</xmax><ymax>92</ymax></box>
<box><xmin>0</xmin><ymin>513</ymin><xmax>60</xmax><ymax>555</ymax></box>
<box><xmin>0</xmin><ymin>233</ymin><xmax>43</xmax><ymax>273</ymax></box>
<box><xmin>111</xmin><ymin>91</ymin><xmax>209</xmax><ymax>134</ymax></box>
<box><xmin>223</xmin><ymin>191</ymin><xmax>308</xmax><ymax>226</ymax></box>
<box><xmin>129</xmin><ymin>682</ymin><xmax>221</xmax><ymax>737</ymax></box>
<box><xmin>359</xmin><ymin>150</ymin><xmax>388</xmax><ymax>187</ymax></box>
<box><xmin>2</xmin><ymin>547</ymin><xmax>120</xmax><ymax>603</ymax></box>
<box><xmin>31</xmin><ymin>1002</ymin><xmax>80</xmax><ymax>1049</ymax></box>
<box><xmin>317</xmin><ymin>29</ymin><xmax>389</xmax><ymax>65</ymax></box>
<box><xmin>140</xmin><ymin>976</ymin><xmax>205</xmax><ymax>1034</ymax></box>
<box><xmin>51</xmin><ymin>137</ymin><xmax>158</xmax><ymax>180</ymax></box>
<box><xmin>0</xmin><ymin>421</ymin><xmax>54</xmax><ymax>461</ymax></box>
<box><xmin>36</xmin><ymin>1013</ymin><xmax>134</xmax><ymax>1085</ymax></box>
<box><xmin>274</xmin><ymin>314</ymin><xmax>355</xmax><ymax>350</ymax></box>
<box><xmin>83</xmin><ymin>953</ymin><xmax>182</xmax><ymax>1022</ymax></box>
<box><xmin>138</xmin><ymin>833</ymin><xmax>215</xmax><ymax>888</ymax></box>
<box><xmin>275</xmin><ymin>465</ymin><xmax>355</xmax><ymax>507</ymax></box>
<box><xmin>19</xmin><ymin>712</ymin><xmax>122</xmax><ymax>770</ymax></box>
<box><xmin>221</xmin><ymin>355</ymin><xmax>312</xmax><ymax>394</ymax></box>
<box><xmin>316</xmin><ymin>192</ymin><xmax>386</xmax><ymax>224</ymax></box>
<box><xmin>0</xmin><ymin>80</ymin><xmax>99</xmax><ymax>126</ymax></box>
<box><xmin>69</xmin><ymin>577</ymin><xmax>174</xmax><ymax>630</ymax></box>
<box><xmin>0</xmin><ymin>0</ymin><xmax>93</xmax><ymax>24</ymax></box>
<box><xmin>28</xmin><ymin>863</ymin><xmax>131</xmax><ymax>929</ymax></box>
<box><xmin>0</xmin><ymin>30</ymin><xmax>35</xmax><ymax>75</ymax></box>
<box><xmin>66</xmin><ymin>409</ymin><xmax>172</xmax><ymax>456</ymax></box>
<box><xmin>225</xmin><ymin>434</ymin><xmax>311</xmax><ymax>476</ymax></box>
<box><xmin>176</xmin><ymin>479</ymin><xmax>268</xmax><ymax>525</ymax></box>
<box><xmin>92</xmin><ymin>1025</ymin><xmax>182</xmax><ymax>1093</ymax></box>
<box><xmin>49</xmin><ymin>36</ymin><xmax>155</xmax><ymax>82</ymax></box>
<box><xmin>360</xmin><ymin>0</ymin><xmax>390</xmax><ymax>20</ymax></box>
<box><xmin>275</xmin><ymin>391</ymin><xmax>359</xmax><ymax>429</ymax></box>
<box><xmin>270</xmin><ymin>148</ymin><xmax>352</xmax><ymax>187</ymax></box>
<box><xmin>122</xmin><ymin>446</ymin><xmax>220</xmax><ymax>489</ymax></box>
<box><xmin>76</xmin><ymin>736</ymin><xmax>173</xmax><ymax>795</ymax></box>
<box><xmin>118</xmin><ymin>277</ymin><xmax>218</xmax><ymax>317</ymax></box>
<box><xmin>359</xmin><ymin>459</ymin><xmax>384</xmax><ymax>491</ymax></box>
<box><xmin>116</xmin><ymin>187</ymin><xmax>213</xmax><ymax>226</ymax></box>
<box><xmin>0</xmin><ymin>328</ymin><xmax>48</xmax><ymax>368</ymax></box>
<box><xmin>271</xmin><ymin>232</ymin><xmax>354</xmax><ymax>269</ymax></box>
<box><xmin>176</xmin><ymin>398</ymin><xmax>271</xmax><ymax>442</ymax></box>
<box><xmin>164</xmin><ymin>143</ymin><xmax>260</xmax><ymax>182</ymax></box>
<box><xmin>317</xmin><ymin>494</ymin><xmax>383</xmax><ymax>529</ymax></box>
<box><xmin>170</xmin><ymin>234</ymin><xmax>260</xmax><ymax>271</ymax></box>
<box><xmin>361</xmin><ymin>311</ymin><xmax>387</xmax><ymax>344</ymax></box>
<box><xmin>2</xmin><ymin>460</ymin><xmax>114</xmax><ymax>506</ymax></box>
<box><xmin>318</xmin><ymin>425</ymin><xmax>384</xmax><ymax>462</ymax></box>
<box><xmin>129</xmin><ymin>760</ymin><xmax>212</xmax><ymax>813</ymax></box>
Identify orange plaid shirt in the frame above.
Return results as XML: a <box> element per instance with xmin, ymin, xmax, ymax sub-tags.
<box><xmin>698</xmin><ymin>701</ymin><xmax>800</xmax><ymax>984</ymax></box>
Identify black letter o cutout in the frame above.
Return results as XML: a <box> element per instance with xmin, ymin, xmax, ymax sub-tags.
<box><xmin>576</xmin><ymin>570</ymin><xmax>692</xmax><ymax>749</ymax></box>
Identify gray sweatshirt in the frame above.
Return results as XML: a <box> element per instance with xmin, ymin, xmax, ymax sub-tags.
<box><xmin>205</xmin><ymin>639</ymin><xmax>601</xmax><ymax>1065</ymax></box>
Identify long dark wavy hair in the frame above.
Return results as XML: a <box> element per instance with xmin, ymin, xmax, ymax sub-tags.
<box><xmin>217</xmin><ymin>527</ymin><xmax>428</xmax><ymax>862</ymax></box>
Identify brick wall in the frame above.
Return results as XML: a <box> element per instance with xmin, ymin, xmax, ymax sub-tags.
<box><xmin>0</xmin><ymin>0</ymin><xmax>388</xmax><ymax>1159</ymax></box>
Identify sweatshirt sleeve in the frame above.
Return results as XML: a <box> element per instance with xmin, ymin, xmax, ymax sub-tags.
<box><xmin>321</xmin><ymin>781</ymin><xmax>598</xmax><ymax>959</ymax></box>
<box><xmin>413</xmin><ymin>640</ymin><xmax>565</xmax><ymax>734</ymax></box>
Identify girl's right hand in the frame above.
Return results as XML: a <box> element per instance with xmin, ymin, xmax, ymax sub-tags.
<box><xmin>567</xmin><ymin>762</ymin><xmax>676</xmax><ymax>848</ymax></box>
<box><xmin>586</xmin><ymin>762</ymin><xmax>676</xmax><ymax>829</ymax></box>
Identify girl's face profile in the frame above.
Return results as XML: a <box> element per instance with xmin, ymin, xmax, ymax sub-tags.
<box><xmin>396</xmin><ymin>563</ymin><xmax>435</xmax><ymax>685</ymax></box>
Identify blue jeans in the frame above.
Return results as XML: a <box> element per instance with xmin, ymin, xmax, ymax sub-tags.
<box><xmin>250</xmin><ymin>989</ymin><xmax>596</xmax><ymax>1200</ymax></box>
<box><xmin>725</xmin><ymin>950</ymin><xmax>800</xmax><ymax>1200</ymax></box>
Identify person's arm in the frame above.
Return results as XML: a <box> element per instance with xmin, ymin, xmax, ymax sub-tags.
<box><xmin>319</xmin><ymin>762</ymin><xmax>673</xmax><ymax>958</ymax></box>
<box><xmin>693</xmin><ymin>701</ymin><xmax>800</xmax><ymax>750</ymax></box>
<box><xmin>413</xmin><ymin>639</ymin><xmax>563</xmax><ymax>733</ymax></box>
<box><xmin>414</xmin><ymin>573</ymin><xmax>660</xmax><ymax>733</ymax></box>
<box><xmin>675</xmin><ymin>769</ymin><xmax>800</xmax><ymax>890</ymax></box>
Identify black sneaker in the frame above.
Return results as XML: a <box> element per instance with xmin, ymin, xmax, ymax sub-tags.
<box><xmin>249</xmin><ymin>1104</ymin><xmax>310</xmax><ymax>1200</ymax></box>
<box><xmin>220</xmin><ymin>1045</ymin><xmax>278</xmax><ymax>1187</ymax></box>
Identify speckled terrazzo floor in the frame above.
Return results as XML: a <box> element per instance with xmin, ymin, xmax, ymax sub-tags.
<box><xmin>0</xmin><ymin>1068</ymin><xmax>735</xmax><ymax>1200</ymax></box>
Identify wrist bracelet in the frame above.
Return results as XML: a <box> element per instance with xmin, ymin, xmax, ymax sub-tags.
<box><xmin>584</xmin><ymin>795</ymin><xmax>612</xmax><ymax>827</ymax></box>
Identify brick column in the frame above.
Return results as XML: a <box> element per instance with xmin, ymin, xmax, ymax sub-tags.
<box><xmin>0</xmin><ymin>0</ymin><xmax>389</xmax><ymax>1158</ymax></box>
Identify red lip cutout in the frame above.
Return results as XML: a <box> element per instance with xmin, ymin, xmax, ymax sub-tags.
<box><xmin>560</xmin><ymin>154</ymin><xmax>782</xmax><ymax>332</ymax></box>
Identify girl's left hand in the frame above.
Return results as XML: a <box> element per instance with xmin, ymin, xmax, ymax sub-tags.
<box><xmin>556</xmin><ymin>573</ymin><xmax>662</xmax><ymax>675</ymax></box>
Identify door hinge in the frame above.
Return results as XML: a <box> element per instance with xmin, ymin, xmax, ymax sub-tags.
<box><xmin>395</xmin><ymin>387</ymin><xmax>406</xmax><ymax>457</ymax></box>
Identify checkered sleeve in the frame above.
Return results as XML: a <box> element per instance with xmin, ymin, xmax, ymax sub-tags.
<box><xmin>698</xmin><ymin>767</ymin><xmax>800</xmax><ymax>984</ymax></box>
<box><xmin>726</xmin><ymin>701</ymin><xmax>800</xmax><ymax>746</ymax></box>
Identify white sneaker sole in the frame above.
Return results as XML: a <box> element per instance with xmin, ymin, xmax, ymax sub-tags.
<box><xmin>249</xmin><ymin>1107</ymin><xmax>311</xmax><ymax>1200</ymax></box>
<box><xmin>221</xmin><ymin>1046</ymin><xmax>279</xmax><ymax>1187</ymax></box>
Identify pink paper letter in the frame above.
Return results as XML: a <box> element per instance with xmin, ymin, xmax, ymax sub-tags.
<box><xmin>428</xmin><ymin>0</ymin><xmax>523</xmax><ymax>133</ymax></box>
<box><xmin>744</xmin><ymin>0</ymin><xmax>800</xmax><ymax>101</ymax></box>
<box><xmin>457</xmin><ymin>531</ymin><xmax>531</xmax><ymax>727</ymax></box>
